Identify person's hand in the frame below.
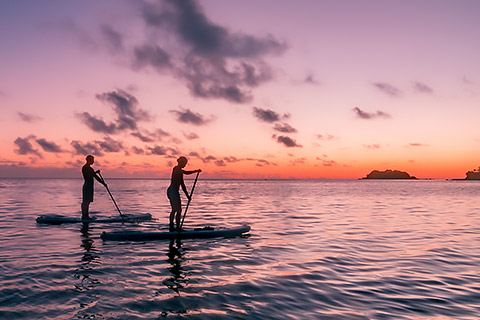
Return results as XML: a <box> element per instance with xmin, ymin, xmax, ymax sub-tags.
<box><xmin>197</xmin><ymin>169</ymin><xmax>202</xmax><ymax>173</ymax></box>
<box><xmin>95</xmin><ymin>170</ymin><xmax>101</xmax><ymax>174</ymax></box>
<box><xmin>187</xmin><ymin>194</ymin><xmax>192</xmax><ymax>201</ymax></box>
<box><xmin>103</xmin><ymin>181</ymin><xmax>107</xmax><ymax>187</ymax></box>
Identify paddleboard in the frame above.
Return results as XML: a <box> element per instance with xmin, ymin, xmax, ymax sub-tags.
<box><xmin>36</xmin><ymin>213</ymin><xmax>152</xmax><ymax>225</ymax></box>
<box><xmin>101</xmin><ymin>225</ymin><xmax>251</xmax><ymax>241</ymax></box>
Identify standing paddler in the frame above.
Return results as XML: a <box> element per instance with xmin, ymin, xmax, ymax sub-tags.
<box><xmin>167</xmin><ymin>156</ymin><xmax>201</xmax><ymax>231</ymax></box>
<box><xmin>81</xmin><ymin>155</ymin><xmax>106</xmax><ymax>220</ymax></box>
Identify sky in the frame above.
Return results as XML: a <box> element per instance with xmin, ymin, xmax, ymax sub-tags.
<box><xmin>1</xmin><ymin>0</ymin><xmax>479</xmax><ymax>179</ymax></box>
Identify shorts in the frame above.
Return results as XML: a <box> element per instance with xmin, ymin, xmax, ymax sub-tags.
<box><xmin>82</xmin><ymin>184</ymin><xmax>94</xmax><ymax>203</ymax></box>
<box><xmin>167</xmin><ymin>186</ymin><xmax>181</xmax><ymax>212</ymax></box>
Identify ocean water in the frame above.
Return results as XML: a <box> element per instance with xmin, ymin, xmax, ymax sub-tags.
<box><xmin>0</xmin><ymin>179</ymin><xmax>479</xmax><ymax>319</ymax></box>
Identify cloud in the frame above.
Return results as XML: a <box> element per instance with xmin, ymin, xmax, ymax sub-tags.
<box><xmin>95</xmin><ymin>136</ymin><xmax>123</xmax><ymax>152</ymax></box>
<box><xmin>408</xmin><ymin>143</ymin><xmax>429</xmax><ymax>147</ymax></box>
<box><xmin>137</xmin><ymin>0</ymin><xmax>287</xmax><ymax>103</ymax></box>
<box><xmin>14</xmin><ymin>136</ymin><xmax>42</xmax><ymax>158</ymax></box>
<box><xmin>273</xmin><ymin>122</ymin><xmax>297</xmax><ymax>133</ymax></box>
<box><xmin>202</xmin><ymin>155</ymin><xmax>217</xmax><ymax>163</ymax></box>
<box><xmin>363</xmin><ymin>144</ymin><xmax>381</xmax><ymax>149</ymax></box>
<box><xmin>353</xmin><ymin>107</ymin><xmax>391</xmax><ymax>120</ymax></box>
<box><xmin>170</xmin><ymin>108</ymin><xmax>213</xmax><ymax>125</ymax></box>
<box><xmin>77</xmin><ymin>112</ymin><xmax>117</xmax><ymax>134</ymax></box>
<box><xmin>316</xmin><ymin>134</ymin><xmax>336</xmax><ymax>141</ymax></box>
<box><xmin>36</xmin><ymin>138</ymin><xmax>64</xmax><ymax>153</ymax></box>
<box><xmin>78</xmin><ymin>89</ymin><xmax>151</xmax><ymax>134</ymax></box>
<box><xmin>412</xmin><ymin>82</ymin><xmax>434</xmax><ymax>94</ymax></box>
<box><xmin>71</xmin><ymin>140</ymin><xmax>104</xmax><ymax>156</ymax></box>
<box><xmin>223</xmin><ymin>156</ymin><xmax>240</xmax><ymax>163</ymax></box>
<box><xmin>273</xmin><ymin>135</ymin><xmax>302</xmax><ymax>148</ymax></box>
<box><xmin>131</xmin><ymin>128</ymin><xmax>170</xmax><ymax>142</ymax></box>
<box><xmin>183</xmin><ymin>132</ymin><xmax>199</xmax><ymax>140</ymax></box>
<box><xmin>147</xmin><ymin>145</ymin><xmax>168</xmax><ymax>155</ymax></box>
<box><xmin>304</xmin><ymin>72</ymin><xmax>320</xmax><ymax>85</ymax></box>
<box><xmin>101</xmin><ymin>24</ymin><xmax>124</xmax><ymax>52</ymax></box>
<box><xmin>373</xmin><ymin>82</ymin><xmax>402</xmax><ymax>97</ymax></box>
<box><xmin>18</xmin><ymin>112</ymin><xmax>42</xmax><ymax>123</ymax></box>
<box><xmin>132</xmin><ymin>146</ymin><xmax>145</xmax><ymax>154</ymax></box>
<box><xmin>214</xmin><ymin>159</ymin><xmax>226</xmax><ymax>166</ymax></box>
<box><xmin>252</xmin><ymin>107</ymin><xmax>289</xmax><ymax>123</ymax></box>
<box><xmin>133</xmin><ymin>44</ymin><xmax>172</xmax><ymax>71</ymax></box>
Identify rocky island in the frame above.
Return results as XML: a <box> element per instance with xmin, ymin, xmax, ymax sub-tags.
<box><xmin>463</xmin><ymin>167</ymin><xmax>480</xmax><ymax>180</ymax></box>
<box><xmin>362</xmin><ymin>169</ymin><xmax>417</xmax><ymax>179</ymax></box>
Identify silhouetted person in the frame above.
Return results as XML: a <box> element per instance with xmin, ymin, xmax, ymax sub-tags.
<box><xmin>167</xmin><ymin>156</ymin><xmax>201</xmax><ymax>231</ymax></box>
<box><xmin>81</xmin><ymin>155</ymin><xmax>106</xmax><ymax>220</ymax></box>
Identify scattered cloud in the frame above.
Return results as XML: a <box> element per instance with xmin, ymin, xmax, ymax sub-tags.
<box><xmin>304</xmin><ymin>72</ymin><xmax>320</xmax><ymax>85</ymax></box>
<box><xmin>36</xmin><ymin>138</ymin><xmax>64</xmax><ymax>153</ymax></box>
<box><xmin>131</xmin><ymin>128</ymin><xmax>170</xmax><ymax>142</ymax></box>
<box><xmin>252</xmin><ymin>107</ymin><xmax>289</xmax><ymax>123</ymax></box>
<box><xmin>353</xmin><ymin>107</ymin><xmax>391</xmax><ymax>120</ymax></box>
<box><xmin>214</xmin><ymin>159</ymin><xmax>226</xmax><ymax>166</ymax></box>
<box><xmin>363</xmin><ymin>144</ymin><xmax>381</xmax><ymax>149</ymax></box>
<box><xmin>147</xmin><ymin>145</ymin><xmax>168</xmax><ymax>155</ymax></box>
<box><xmin>183</xmin><ymin>132</ymin><xmax>199</xmax><ymax>140</ymax></box>
<box><xmin>95</xmin><ymin>136</ymin><xmax>123</xmax><ymax>152</ymax></box>
<box><xmin>170</xmin><ymin>108</ymin><xmax>213</xmax><ymax>125</ymax></box>
<box><xmin>373</xmin><ymin>82</ymin><xmax>402</xmax><ymax>97</ymax></box>
<box><xmin>17</xmin><ymin>112</ymin><xmax>42</xmax><ymax>123</ymax></box>
<box><xmin>78</xmin><ymin>89</ymin><xmax>151</xmax><ymax>134</ymax></box>
<box><xmin>316</xmin><ymin>134</ymin><xmax>336</xmax><ymax>141</ymax></box>
<box><xmin>14</xmin><ymin>136</ymin><xmax>42</xmax><ymax>158</ymax></box>
<box><xmin>71</xmin><ymin>140</ymin><xmax>104</xmax><ymax>156</ymax></box>
<box><xmin>100</xmin><ymin>24</ymin><xmax>124</xmax><ymax>53</ymax></box>
<box><xmin>202</xmin><ymin>155</ymin><xmax>217</xmax><ymax>163</ymax></box>
<box><xmin>132</xmin><ymin>146</ymin><xmax>145</xmax><ymax>154</ymax></box>
<box><xmin>223</xmin><ymin>156</ymin><xmax>240</xmax><ymax>163</ymax></box>
<box><xmin>133</xmin><ymin>44</ymin><xmax>172</xmax><ymax>71</ymax></box>
<box><xmin>273</xmin><ymin>135</ymin><xmax>302</xmax><ymax>148</ymax></box>
<box><xmin>273</xmin><ymin>123</ymin><xmax>297</xmax><ymax>133</ymax></box>
<box><xmin>412</xmin><ymin>82</ymin><xmax>434</xmax><ymax>94</ymax></box>
<box><xmin>407</xmin><ymin>143</ymin><xmax>429</xmax><ymax>147</ymax></box>
<box><xmin>136</xmin><ymin>0</ymin><xmax>287</xmax><ymax>103</ymax></box>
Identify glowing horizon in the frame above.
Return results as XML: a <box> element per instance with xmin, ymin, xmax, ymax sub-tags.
<box><xmin>1</xmin><ymin>0</ymin><xmax>479</xmax><ymax>180</ymax></box>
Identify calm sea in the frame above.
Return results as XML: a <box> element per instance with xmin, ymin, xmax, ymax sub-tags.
<box><xmin>0</xmin><ymin>179</ymin><xmax>479</xmax><ymax>319</ymax></box>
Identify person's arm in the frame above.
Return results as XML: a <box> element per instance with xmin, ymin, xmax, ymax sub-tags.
<box><xmin>180</xmin><ymin>177</ymin><xmax>190</xmax><ymax>200</ymax></box>
<box><xmin>94</xmin><ymin>170</ymin><xmax>107</xmax><ymax>186</ymax></box>
<box><xmin>182</xmin><ymin>169</ymin><xmax>202</xmax><ymax>175</ymax></box>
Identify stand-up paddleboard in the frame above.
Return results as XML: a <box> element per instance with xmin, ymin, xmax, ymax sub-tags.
<box><xmin>101</xmin><ymin>225</ymin><xmax>250</xmax><ymax>241</ymax></box>
<box><xmin>36</xmin><ymin>213</ymin><xmax>152</xmax><ymax>225</ymax></box>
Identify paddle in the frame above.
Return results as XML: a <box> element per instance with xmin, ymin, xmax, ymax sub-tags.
<box><xmin>97</xmin><ymin>171</ymin><xmax>125</xmax><ymax>220</ymax></box>
<box><xmin>179</xmin><ymin>171</ymin><xmax>200</xmax><ymax>231</ymax></box>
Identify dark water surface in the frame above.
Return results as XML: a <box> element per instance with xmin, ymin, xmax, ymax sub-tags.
<box><xmin>0</xmin><ymin>179</ymin><xmax>479</xmax><ymax>319</ymax></box>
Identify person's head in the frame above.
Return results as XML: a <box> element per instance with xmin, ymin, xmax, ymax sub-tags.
<box><xmin>86</xmin><ymin>155</ymin><xmax>94</xmax><ymax>165</ymax></box>
<box><xmin>177</xmin><ymin>156</ymin><xmax>188</xmax><ymax>168</ymax></box>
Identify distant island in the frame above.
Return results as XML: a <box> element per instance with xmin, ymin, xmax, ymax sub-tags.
<box><xmin>362</xmin><ymin>169</ymin><xmax>417</xmax><ymax>180</ymax></box>
<box><xmin>460</xmin><ymin>167</ymin><xmax>480</xmax><ymax>180</ymax></box>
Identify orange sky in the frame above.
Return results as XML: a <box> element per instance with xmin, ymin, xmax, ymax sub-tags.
<box><xmin>1</xmin><ymin>1</ymin><xmax>479</xmax><ymax>179</ymax></box>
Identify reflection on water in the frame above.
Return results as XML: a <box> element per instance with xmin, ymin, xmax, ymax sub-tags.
<box><xmin>0</xmin><ymin>179</ymin><xmax>480</xmax><ymax>319</ymax></box>
<box><xmin>163</xmin><ymin>239</ymin><xmax>187</xmax><ymax>295</ymax></box>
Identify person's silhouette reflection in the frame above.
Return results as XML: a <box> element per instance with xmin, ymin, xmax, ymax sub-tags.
<box><xmin>75</xmin><ymin>223</ymin><xmax>100</xmax><ymax>291</ymax></box>
<box><xmin>163</xmin><ymin>239</ymin><xmax>187</xmax><ymax>294</ymax></box>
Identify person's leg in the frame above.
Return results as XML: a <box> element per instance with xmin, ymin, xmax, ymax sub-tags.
<box><xmin>169</xmin><ymin>209</ymin><xmax>176</xmax><ymax>231</ymax></box>
<box><xmin>175</xmin><ymin>208</ymin><xmax>182</xmax><ymax>230</ymax></box>
<box><xmin>81</xmin><ymin>201</ymin><xmax>90</xmax><ymax>220</ymax></box>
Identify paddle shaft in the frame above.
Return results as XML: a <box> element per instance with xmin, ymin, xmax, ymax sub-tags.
<box><xmin>98</xmin><ymin>172</ymin><xmax>125</xmax><ymax>218</ymax></box>
<box><xmin>179</xmin><ymin>171</ymin><xmax>200</xmax><ymax>230</ymax></box>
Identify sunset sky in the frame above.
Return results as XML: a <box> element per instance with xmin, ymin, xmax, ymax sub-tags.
<box><xmin>1</xmin><ymin>0</ymin><xmax>479</xmax><ymax>179</ymax></box>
